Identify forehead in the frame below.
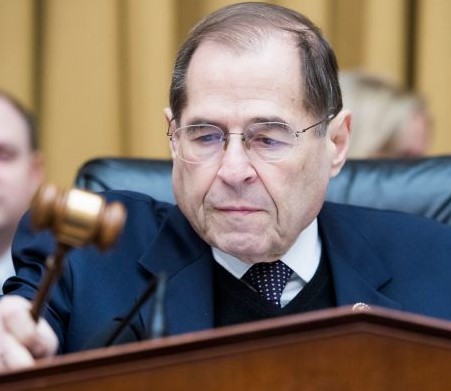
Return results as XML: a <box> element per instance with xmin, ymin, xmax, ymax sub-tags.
<box><xmin>0</xmin><ymin>98</ymin><xmax>30</xmax><ymax>148</ymax></box>
<box><xmin>183</xmin><ymin>35</ymin><xmax>305</xmax><ymax>122</ymax></box>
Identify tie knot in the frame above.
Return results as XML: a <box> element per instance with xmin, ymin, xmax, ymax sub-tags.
<box><xmin>242</xmin><ymin>260</ymin><xmax>293</xmax><ymax>307</ymax></box>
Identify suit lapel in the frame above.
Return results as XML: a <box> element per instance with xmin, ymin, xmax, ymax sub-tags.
<box><xmin>136</xmin><ymin>206</ymin><xmax>214</xmax><ymax>337</ymax></box>
<box><xmin>319</xmin><ymin>203</ymin><xmax>401</xmax><ymax>310</ymax></box>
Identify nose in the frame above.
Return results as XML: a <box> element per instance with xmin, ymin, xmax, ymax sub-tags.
<box><xmin>216</xmin><ymin>133</ymin><xmax>257</xmax><ymax>186</ymax></box>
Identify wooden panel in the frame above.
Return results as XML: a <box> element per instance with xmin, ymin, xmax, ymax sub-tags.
<box><xmin>0</xmin><ymin>0</ymin><xmax>36</xmax><ymax>107</ymax></box>
<box><xmin>362</xmin><ymin>0</ymin><xmax>408</xmax><ymax>85</ymax></box>
<box><xmin>331</xmin><ymin>0</ymin><xmax>365</xmax><ymax>69</ymax></box>
<box><xmin>40</xmin><ymin>0</ymin><xmax>122</xmax><ymax>186</ymax></box>
<box><xmin>2</xmin><ymin>307</ymin><xmax>451</xmax><ymax>390</ymax></box>
<box><xmin>123</xmin><ymin>0</ymin><xmax>175</xmax><ymax>158</ymax></box>
<box><xmin>416</xmin><ymin>0</ymin><xmax>451</xmax><ymax>155</ymax></box>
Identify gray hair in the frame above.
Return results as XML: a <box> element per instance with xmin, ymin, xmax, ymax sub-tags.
<box><xmin>169</xmin><ymin>2</ymin><xmax>342</xmax><ymax>136</ymax></box>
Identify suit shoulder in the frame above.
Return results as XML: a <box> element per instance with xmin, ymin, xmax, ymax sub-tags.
<box><xmin>87</xmin><ymin>190</ymin><xmax>178</xmax><ymax>238</ymax></box>
<box><xmin>102</xmin><ymin>190</ymin><xmax>173</xmax><ymax>216</ymax></box>
<box><xmin>321</xmin><ymin>201</ymin><xmax>451</xmax><ymax>236</ymax></box>
<box><xmin>102</xmin><ymin>189</ymin><xmax>171</xmax><ymax>205</ymax></box>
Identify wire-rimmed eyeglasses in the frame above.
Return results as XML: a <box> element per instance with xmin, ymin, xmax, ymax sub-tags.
<box><xmin>167</xmin><ymin>113</ymin><xmax>335</xmax><ymax>164</ymax></box>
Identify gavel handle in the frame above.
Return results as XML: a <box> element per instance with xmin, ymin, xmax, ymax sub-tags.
<box><xmin>30</xmin><ymin>244</ymin><xmax>69</xmax><ymax>322</ymax></box>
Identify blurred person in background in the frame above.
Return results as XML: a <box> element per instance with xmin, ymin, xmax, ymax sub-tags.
<box><xmin>0</xmin><ymin>91</ymin><xmax>43</xmax><ymax>292</ymax></box>
<box><xmin>340</xmin><ymin>71</ymin><xmax>432</xmax><ymax>159</ymax></box>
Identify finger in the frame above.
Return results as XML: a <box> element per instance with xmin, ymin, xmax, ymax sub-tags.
<box><xmin>29</xmin><ymin>318</ymin><xmax>58</xmax><ymax>358</ymax></box>
<box><xmin>0</xmin><ymin>296</ymin><xmax>58</xmax><ymax>370</ymax></box>
<box><xmin>0</xmin><ymin>332</ymin><xmax>35</xmax><ymax>370</ymax></box>
<box><xmin>1</xmin><ymin>297</ymin><xmax>37</xmax><ymax>347</ymax></box>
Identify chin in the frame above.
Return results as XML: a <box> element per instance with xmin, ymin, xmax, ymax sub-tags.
<box><xmin>212</xmin><ymin>232</ymin><xmax>275</xmax><ymax>262</ymax></box>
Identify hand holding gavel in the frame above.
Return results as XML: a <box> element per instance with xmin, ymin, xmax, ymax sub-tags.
<box><xmin>29</xmin><ymin>184</ymin><xmax>126</xmax><ymax>321</ymax></box>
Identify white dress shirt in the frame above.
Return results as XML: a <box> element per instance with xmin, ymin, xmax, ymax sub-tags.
<box><xmin>0</xmin><ymin>248</ymin><xmax>15</xmax><ymax>294</ymax></box>
<box><xmin>212</xmin><ymin>219</ymin><xmax>322</xmax><ymax>307</ymax></box>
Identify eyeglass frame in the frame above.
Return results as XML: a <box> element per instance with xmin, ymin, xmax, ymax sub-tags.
<box><xmin>166</xmin><ymin>112</ymin><xmax>336</xmax><ymax>164</ymax></box>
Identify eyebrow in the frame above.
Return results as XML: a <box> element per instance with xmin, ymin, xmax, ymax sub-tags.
<box><xmin>184</xmin><ymin>115</ymin><xmax>291</xmax><ymax>128</ymax></box>
<box><xmin>249</xmin><ymin>116</ymin><xmax>290</xmax><ymax>124</ymax></box>
<box><xmin>184</xmin><ymin>117</ymin><xmax>223</xmax><ymax>128</ymax></box>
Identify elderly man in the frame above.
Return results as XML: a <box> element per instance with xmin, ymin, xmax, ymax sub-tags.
<box><xmin>0</xmin><ymin>92</ymin><xmax>43</xmax><ymax>293</ymax></box>
<box><xmin>1</xmin><ymin>2</ymin><xmax>451</xmax><ymax>370</ymax></box>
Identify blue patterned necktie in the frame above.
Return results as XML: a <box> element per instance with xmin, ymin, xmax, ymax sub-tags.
<box><xmin>242</xmin><ymin>260</ymin><xmax>293</xmax><ymax>307</ymax></box>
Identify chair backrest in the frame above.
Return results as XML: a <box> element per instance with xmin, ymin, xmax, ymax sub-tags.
<box><xmin>74</xmin><ymin>156</ymin><xmax>451</xmax><ymax>225</ymax></box>
<box><xmin>76</xmin><ymin>158</ymin><xmax>176</xmax><ymax>203</ymax></box>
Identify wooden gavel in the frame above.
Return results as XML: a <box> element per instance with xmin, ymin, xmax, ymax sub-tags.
<box><xmin>28</xmin><ymin>184</ymin><xmax>126</xmax><ymax>321</ymax></box>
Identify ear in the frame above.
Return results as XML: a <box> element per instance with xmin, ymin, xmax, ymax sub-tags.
<box><xmin>164</xmin><ymin>107</ymin><xmax>173</xmax><ymax>125</ymax></box>
<box><xmin>28</xmin><ymin>151</ymin><xmax>45</xmax><ymax>197</ymax></box>
<box><xmin>328</xmin><ymin>109</ymin><xmax>351</xmax><ymax>178</ymax></box>
<box><xmin>164</xmin><ymin>107</ymin><xmax>177</xmax><ymax>159</ymax></box>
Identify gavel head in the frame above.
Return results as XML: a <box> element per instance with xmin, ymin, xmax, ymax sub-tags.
<box><xmin>30</xmin><ymin>184</ymin><xmax>127</xmax><ymax>251</ymax></box>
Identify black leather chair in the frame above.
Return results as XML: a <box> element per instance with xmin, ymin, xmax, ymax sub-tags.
<box><xmin>76</xmin><ymin>158</ymin><xmax>176</xmax><ymax>204</ymax></box>
<box><xmin>75</xmin><ymin>156</ymin><xmax>451</xmax><ymax>226</ymax></box>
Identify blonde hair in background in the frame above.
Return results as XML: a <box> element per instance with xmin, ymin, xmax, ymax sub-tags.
<box><xmin>341</xmin><ymin>71</ymin><xmax>431</xmax><ymax>159</ymax></box>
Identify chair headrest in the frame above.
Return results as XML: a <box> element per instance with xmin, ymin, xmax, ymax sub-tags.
<box><xmin>75</xmin><ymin>157</ymin><xmax>175</xmax><ymax>203</ymax></box>
<box><xmin>327</xmin><ymin>156</ymin><xmax>451</xmax><ymax>224</ymax></box>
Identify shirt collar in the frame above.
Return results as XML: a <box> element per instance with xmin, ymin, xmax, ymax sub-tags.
<box><xmin>0</xmin><ymin>247</ymin><xmax>14</xmax><ymax>293</ymax></box>
<box><xmin>212</xmin><ymin>218</ymin><xmax>321</xmax><ymax>283</ymax></box>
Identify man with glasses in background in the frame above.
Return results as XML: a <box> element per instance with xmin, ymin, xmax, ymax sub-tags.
<box><xmin>1</xmin><ymin>2</ymin><xmax>451</xmax><ymax>370</ymax></box>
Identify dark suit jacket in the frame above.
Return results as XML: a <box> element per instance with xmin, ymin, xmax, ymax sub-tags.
<box><xmin>6</xmin><ymin>190</ymin><xmax>451</xmax><ymax>353</ymax></box>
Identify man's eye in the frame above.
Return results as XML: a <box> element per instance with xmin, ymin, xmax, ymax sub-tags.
<box><xmin>247</xmin><ymin>123</ymin><xmax>294</xmax><ymax>148</ymax></box>
<box><xmin>250</xmin><ymin>129</ymin><xmax>292</xmax><ymax>148</ymax></box>
<box><xmin>252</xmin><ymin>136</ymin><xmax>283</xmax><ymax>147</ymax></box>
<box><xmin>186</xmin><ymin>126</ymin><xmax>222</xmax><ymax>143</ymax></box>
<box><xmin>196</xmin><ymin>133</ymin><xmax>222</xmax><ymax>143</ymax></box>
<box><xmin>0</xmin><ymin>148</ymin><xmax>17</xmax><ymax>162</ymax></box>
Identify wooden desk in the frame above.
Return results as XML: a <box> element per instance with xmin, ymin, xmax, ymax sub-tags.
<box><xmin>2</xmin><ymin>306</ymin><xmax>451</xmax><ymax>390</ymax></box>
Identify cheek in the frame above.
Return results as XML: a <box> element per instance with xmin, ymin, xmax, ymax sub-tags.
<box><xmin>271</xmin><ymin>150</ymin><xmax>328</xmax><ymax>224</ymax></box>
<box><xmin>0</xmin><ymin>165</ymin><xmax>36</xmax><ymax>211</ymax></box>
<box><xmin>172</xmin><ymin>162</ymin><xmax>217</xmax><ymax>213</ymax></box>
<box><xmin>0</xmin><ymin>163</ymin><xmax>28</xmax><ymax>187</ymax></box>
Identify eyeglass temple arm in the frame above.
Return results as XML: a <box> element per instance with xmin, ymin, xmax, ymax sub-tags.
<box><xmin>296</xmin><ymin>112</ymin><xmax>336</xmax><ymax>135</ymax></box>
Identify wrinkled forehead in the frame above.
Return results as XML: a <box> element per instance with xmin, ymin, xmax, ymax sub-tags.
<box><xmin>186</xmin><ymin>35</ymin><xmax>302</xmax><ymax>85</ymax></box>
<box><xmin>183</xmin><ymin>35</ymin><xmax>306</xmax><ymax>121</ymax></box>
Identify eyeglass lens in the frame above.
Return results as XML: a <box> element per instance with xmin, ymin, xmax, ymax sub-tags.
<box><xmin>171</xmin><ymin>122</ymin><xmax>298</xmax><ymax>163</ymax></box>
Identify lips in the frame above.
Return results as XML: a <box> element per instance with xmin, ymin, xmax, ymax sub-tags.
<box><xmin>215</xmin><ymin>206</ymin><xmax>263</xmax><ymax>214</ymax></box>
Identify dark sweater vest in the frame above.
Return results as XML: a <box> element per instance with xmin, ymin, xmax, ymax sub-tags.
<box><xmin>214</xmin><ymin>253</ymin><xmax>336</xmax><ymax>327</ymax></box>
